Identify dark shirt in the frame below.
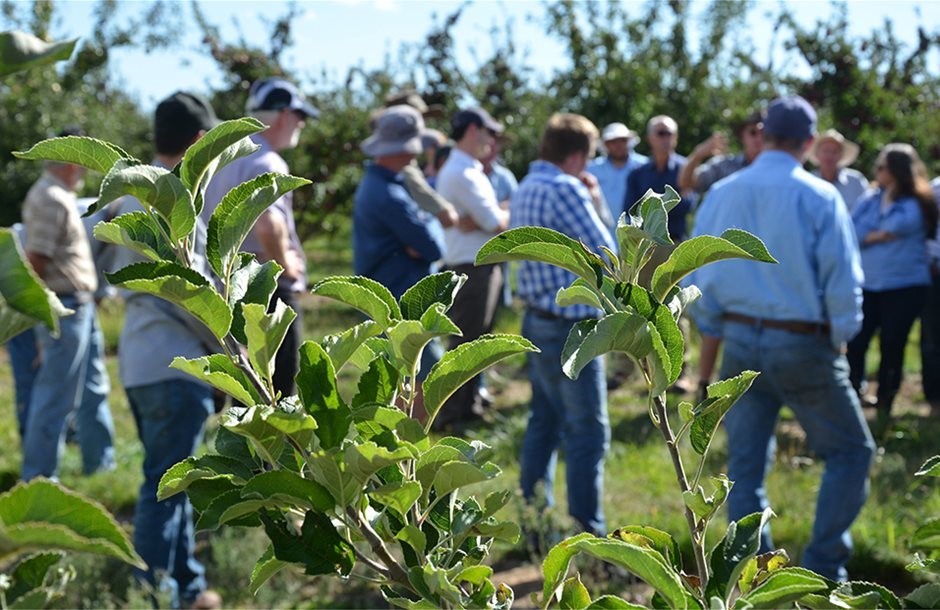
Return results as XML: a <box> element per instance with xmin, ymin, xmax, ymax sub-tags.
<box><xmin>353</xmin><ymin>163</ymin><xmax>445</xmax><ymax>298</ymax></box>
<box><xmin>624</xmin><ymin>152</ymin><xmax>690</xmax><ymax>240</ymax></box>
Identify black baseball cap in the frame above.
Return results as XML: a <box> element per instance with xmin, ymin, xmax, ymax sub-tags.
<box><xmin>450</xmin><ymin>107</ymin><xmax>502</xmax><ymax>137</ymax></box>
<box><xmin>154</xmin><ymin>91</ymin><xmax>219</xmax><ymax>153</ymax></box>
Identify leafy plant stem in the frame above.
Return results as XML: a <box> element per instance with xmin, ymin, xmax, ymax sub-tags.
<box><xmin>345</xmin><ymin>507</ymin><xmax>412</xmax><ymax>590</ymax></box>
<box><xmin>417</xmin><ymin>493</ymin><xmax>447</xmax><ymax>527</ymax></box>
<box><xmin>652</xmin><ymin>392</ymin><xmax>709</xmax><ymax>593</ymax></box>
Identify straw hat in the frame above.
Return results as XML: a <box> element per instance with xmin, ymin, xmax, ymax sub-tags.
<box><xmin>808</xmin><ymin>129</ymin><xmax>860</xmax><ymax>167</ymax></box>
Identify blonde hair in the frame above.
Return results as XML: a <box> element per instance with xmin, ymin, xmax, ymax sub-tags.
<box><xmin>538</xmin><ymin>113</ymin><xmax>599</xmax><ymax>164</ymax></box>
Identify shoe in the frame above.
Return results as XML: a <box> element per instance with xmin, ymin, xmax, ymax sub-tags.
<box><xmin>190</xmin><ymin>590</ymin><xmax>222</xmax><ymax>610</ymax></box>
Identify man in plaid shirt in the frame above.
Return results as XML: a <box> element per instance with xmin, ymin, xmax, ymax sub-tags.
<box><xmin>512</xmin><ymin>113</ymin><xmax>616</xmax><ymax>536</ymax></box>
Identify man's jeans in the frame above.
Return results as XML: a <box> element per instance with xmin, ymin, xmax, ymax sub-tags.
<box><xmin>720</xmin><ymin>322</ymin><xmax>875</xmax><ymax>582</ymax></box>
<box><xmin>127</xmin><ymin>379</ymin><xmax>213</xmax><ymax>608</ymax></box>
<box><xmin>519</xmin><ymin>310</ymin><xmax>610</xmax><ymax>535</ymax></box>
<box><xmin>6</xmin><ymin>327</ymin><xmax>38</xmax><ymax>438</ymax></box>
<box><xmin>20</xmin><ymin>298</ymin><xmax>116</xmax><ymax>479</ymax></box>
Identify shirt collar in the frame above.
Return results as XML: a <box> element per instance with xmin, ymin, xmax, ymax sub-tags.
<box><xmin>528</xmin><ymin>159</ymin><xmax>565</xmax><ymax>176</ymax></box>
<box><xmin>450</xmin><ymin>147</ymin><xmax>483</xmax><ymax>171</ymax></box>
<box><xmin>754</xmin><ymin>149</ymin><xmax>803</xmax><ymax>169</ymax></box>
<box><xmin>366</xmin><ymin>161</ymin><xmax>404</xmax><ymax>182</ymax></box>
<box><xmin>41</xmin><ymin>170</ymin><xmax>71</xmax><ymax>191</ymax></box>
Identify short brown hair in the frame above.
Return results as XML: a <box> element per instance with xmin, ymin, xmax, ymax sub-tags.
<box><xmin>538</xmin><ymin>113</ymin><xmax>598</xmax><ymax>164</ymax></box>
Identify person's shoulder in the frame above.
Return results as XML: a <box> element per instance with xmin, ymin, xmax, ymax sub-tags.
<box><xmin>842</xmin><ymin>167</ymin><xmax>869</xmax><ymax>184</ymax></box>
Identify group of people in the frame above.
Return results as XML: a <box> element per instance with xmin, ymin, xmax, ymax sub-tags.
<box><xmin>8</xmin><ymin>75</ymin><xmax>940</xmax><ymax>602</ymax></box>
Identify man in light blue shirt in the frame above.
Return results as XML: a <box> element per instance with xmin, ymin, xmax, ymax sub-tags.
<box><xmin>588</xmin><ymin>122</ymin><xmax>648</xmax><ymax>229</ymax></box>
<box><xmin>689</xmin><ymin>96</ymin><xmax>875</xmax><ymax>582</ymax></box>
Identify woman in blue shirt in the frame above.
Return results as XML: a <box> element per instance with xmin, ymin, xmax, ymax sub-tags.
<box><xmin>847</xmin><ymin>144</ymin><xmax>938</xmax><ymax>426</ymax></box>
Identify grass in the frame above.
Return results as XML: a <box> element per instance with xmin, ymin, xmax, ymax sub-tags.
<box><xmin>2</xmin><ymin>226</ymin><xmax>938</xmax><ymax>606</ymax></box>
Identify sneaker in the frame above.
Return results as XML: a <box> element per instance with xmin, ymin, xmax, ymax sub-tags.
<box><xmin>189</xmin><ymin>590</ymin><xmax>222</xmax><ymax>610</ymax></box>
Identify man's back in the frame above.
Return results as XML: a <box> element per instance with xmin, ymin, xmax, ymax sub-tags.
<box><xmin>693</xmin><ymin>150</ymin><xmax>863</xmax><ymax>345</ymax></box>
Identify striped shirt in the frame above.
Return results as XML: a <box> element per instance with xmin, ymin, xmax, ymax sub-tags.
<box><xmin>511</xmin><ymin>160</ymin><xmax>615</xmax><ymax>320</ymax></box>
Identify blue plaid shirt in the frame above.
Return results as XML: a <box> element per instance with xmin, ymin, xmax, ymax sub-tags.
<box><xmin>512</xmin><ymin>160</ymin><xmax>615</xmax><ymax>320</ymax></box>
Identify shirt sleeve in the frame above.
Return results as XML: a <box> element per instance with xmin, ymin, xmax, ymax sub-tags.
<box><xmin>817</xmin><ymin>197</ymin><xmax>864</xmax><ymax>346</ymax></box>
<box><xmin>385</xmin><ymin>187</ymin><xmax>445</xmax><ymax>263</ymax></box>
<box><xmin>401</xmin><ymin>163</ymin><xmax>450</xmax><ymax>216</ymax></box>
<box><xmin>685</xmin><ymin>195</ymin><xmax>724</xmax><ymax>337</ymax></box>
<box><xmin>554</xmin><ymin>180</ymin><xmax>615</xmax><ymax>255</ymax></box>
<box><xmin>460</xmin><ymin>171</ymin><xmax>506</xmax><ymax>233</ymax></box>
<box><xmin>24</xmin><ymin>194</ymin><xmax>68</xmax><ymax>258</ymax></box>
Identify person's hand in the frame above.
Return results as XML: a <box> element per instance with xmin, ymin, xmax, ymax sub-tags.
<box><xmin>282</xmin><ymin>249</ymin><xmax>304</xmax><ymax>280</ymax></box>
<box><xmin>457</xmin><ymin>214</ymin><xmax>480</xmax><ymax>232</ymax></box>
<box><xmin>693</xmin><ymin>132</ymin><xmax>727</xmax><ymax>160</ymax></box>
<box><xmin>579</xmin><ymin>171</ymin><xmax>603</xmax><ymax>204</ymax></box>
<box><xmin>405</xmin><ymin>246</ymin><xmax>422</xmax><ymax>259</ymax></box>
<box><xmin>864</xmin><ymin>230</ymin><xmax>894</xmax><ymax>245</ymax></box>
<box><xmin>437</xmin><ymin>206</ymin><xmax>458</xmax><ymax>228</ymax></box>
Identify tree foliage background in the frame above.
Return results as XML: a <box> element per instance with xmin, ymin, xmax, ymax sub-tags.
<box><xmin>2</xmin><ymin>0</ymin><xmax>940</xmax><ymax>234</ymax></box>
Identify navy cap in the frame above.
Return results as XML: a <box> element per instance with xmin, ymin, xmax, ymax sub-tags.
<box><xmin>450</xmin><ymin>107</ymin><xmax>502</xmax><ymax>138</ymax></box>
<box><xmin>763</xmin><ymin>96</ymin><xmax>816</xmax><ymax>140</ymax></box>
<box><xmin>246</xmin><ymin>78</ymin><xmax>320</xmax><ymax>119</ymax></box>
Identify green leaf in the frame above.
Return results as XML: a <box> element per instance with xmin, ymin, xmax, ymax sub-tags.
<box><xmin>649</xmin><ymin>229</ymin><xmax>777</xmax><ymax>302</ymax></box>
<box><xmin>625</xmin><ymin>189</ymin><xmax>673</xmax><ymax>246</ymax></box>
<box><xmin>476</xmin><ymin>226</ymin><xmax>605</xmax><ymax>286</ymax></box>
<box><xmin>311</xmin><ymin>275</ymin><xmax>401</xmax><ymax>328</ymax></box>
<box><xmin>0</xmin><ymin>479</ymin><xmax>143</xmax><ymax>568</ymax></box>
<box><xmin>907</xmin><ymin>553</ymin><xmax>940</xmax><ymax>575</ymax></box>
<box><xmin>826</xmin><ymin>581</ymin><xmax>902</xmax><ymax>609</ymax></box>
<box><xmin>206</xmin><ymin>172</ymin><xmax>310</xmax><ymax>277</ymax></box>
<box><xmin>542</xmin><ymin>532</ymin><xmax>595</xmax><ymax>604</ymax></box>
<box><xmin>223</xmin><ymin>406</ymin><xmax>287</xmax><ymax>465</ymax></box>
<box><xmin>260</xmin><ymin>510</ymin><xmax>354</xmax><ymax>576</ymax></box>
<box><xmin>321</xmin><ymin>320</ymin><xmax>384</xmax><ymax>372</ymax></box>
<box><xmin>614</xmin><ymin>282</ymin><xmax>684</xmax><ymax>383</ymax></box>
<box><xmin>0</xmin><ymin>229</ymin><xmax>70</xmax><ymax>339</ymax></box>
<box><xmin>734</xmin><ymin>567</ymin><xmax>826</xmax><ymax>609</ymax></box>
<box><xmin>737</xmin><ymin>550</ymin><xmax>789</xmax><ymax>595</ymax></box>
<box><xmin>611</xmin><ymin>526</ymin><xmax>683</xmax><ymax>572</ymax></box>
<box><xmin>561</xmin><ymin>575</ymin><xmax>592</xmax><ymax>609</ymax></box>
<box><xmin>13</xmin><ymin>134</ymin><xmax>129</xmax><ymax>175</ymax></box>
<box><xmin>344</xmin><ymin>442</ymin><xmax>415</xmax><ymax>489</ymax></box>
<box><xmin>556</xmin><ymin>283</ymin><xmax>605</xmax><ymax>310</ymax></box>
<box><xmin>370</xmin><ymin>481</ymin><xmax>422</xmax><ymax>517</ymax></box>
<box><xmin>912</xmin><ymin>517</ymin><xmax>940</xmax><ymax>551</ymax></box>
<box><xmin>906</xmin><ymin>583</ymin><xmax>940</xmax><ymax>609</ymax></box>
<box><xmin>93</xmin><ymin>211</ymin><xmax>176</xmax><ymax>263</ymax></box>
<box><xmin>352</xmin><ymin>356</ymin><xmax>400</xmax><ymax>409</ymax></box>
<box><xmin>569</xmin><ymin>536</ymin><xmax>701</xmax><ymax>610</ymax></box>
<box><xmin>386</xmin><ymin>304</ymin><xmax>461</xmax><ymax>375</ymax></box>
<box><xmin>97</xmin><ymin>163</ymin><xmax>194</xmax><ymax>243</ymax></box>
<box><xmin>156</xmin><ymin>454</ymin><xmax>253</xmax><ymax>500</ymax></box>
<box><xmin>706</xmin><ymin>508</ymin><xmax>773</xmax><ymax>603</ymax></box>
<box><xmin>196</xmin><ymin>488</ymin><xmax>261</xmax><ymax>531</ymax></box>
<box><xmin>0</xmin><ymin>31</ymin><xmax>76</xmax><ymax>76</ymax></box>
<box><xmin>423</xmin><ymin>333</ymin><xmax>538</xmax><ymax>419</ymax></box>
<box><xmin>681</xmin><ymin>475</ymin><xmax>732</xmax><ymax>521</ymax></box>
<box><xmin>242</xmin><ymin>301</ymin><xmax>297</xmax><ymax>385</ymax></box>
<box><xmin>170</xmin><ymin>354</ymin><xmax>262</xmax><ymax>407</ymax></box>
<box><xmin>432</xmin><ymin>461</ymin><xmax>499</xmax><ymax>498</ymax></box>
<box><xmin>178</xmin><ymin>118</ymin><xmax>265</xmax><ymax>194</ymax></box>
<box><xmin>241</xmin><ymin>471</ymin><xmax>334</xmax><ymax>512</ymax></box>
<box><xmin>396</xmin><ymin>524</ymin><xmax>427</xmax><ymax>557</ymax></box>
<box><xmin>415</xmin><ymin>445</ymin><xmax>467</xmax><ymax>492</ymax></box>
<box><xmin>296</xmin><ymin>341</ymin><xmax>351</xmax><ymax>450</ymax></box>
<box><xmin>5</xmin><ymin>551</ymin><xmax>63</xmax><ymax>604</ymax></box>
<box><xmin>106</xmin><ymin>261</ymin><xmax>231</xmax><ymax>339</ymax></box>
<box><xmin>399</xmin><ymin>271</ymin><xmax>466</xmax><ymax>320</ymax></box>
<box><xmin>228</xmin><ymin>255</ymin><xmax>281</xmax><ymax>344</ymax></box>
<box><xmin>915</xmin><ymin>455</ymin><xmax>940</xmax><ymax>477</ymax></box>
<box><xmin>690</xmin><ymin>371</ymin><xmax>759</xmax><ymax>455</ymax></box>
<box><xmin>588</xmin><ymin>595</ymin><xmax>647</xmax><ymax>609</ymax></box>
<box><xmin>306</xmin><ymin>453</ymin><xmax>360</xmax><ymax>508</ymax></box>
<box><xmin>249</xmin><ymin>545</ymin><xmax>287</xmax><ymax>596</ymax></box>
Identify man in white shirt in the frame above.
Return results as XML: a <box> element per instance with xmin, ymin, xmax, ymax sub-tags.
<box><xmin>434</xmin><ymin>107</ymin><xmax>509</xmax><ymax>428</ymax></box>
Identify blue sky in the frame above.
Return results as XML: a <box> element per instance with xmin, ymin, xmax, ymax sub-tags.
<box><xmin>48</xmin><ymin>0</ymin><xmax>940</xmax><ymax>109</ymax></box>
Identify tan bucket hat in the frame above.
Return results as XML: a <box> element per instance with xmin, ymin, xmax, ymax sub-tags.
<box><xmin>808</xmin><ymin>129</ymin><xmax>860</xmax><ymax>167</ymax></box>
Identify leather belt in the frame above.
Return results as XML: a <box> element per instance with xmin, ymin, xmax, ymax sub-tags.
<box><xmin>723</xmin><ymin>312</ymin><xmax>829</xmax><ymax>335</ymax></box>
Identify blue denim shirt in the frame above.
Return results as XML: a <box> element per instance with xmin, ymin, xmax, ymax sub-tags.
<box><xmin>688</xmin><ymin>150</ymin><xmax>864</xmax><ymax>348</ymax></box>
<box><xmin>624</xmin><ymin>153</ymin><xmax>690</xmax><ymax>239</ymax></box>
<box><xmin>852</xmin><ymin>190</ymin><xmax>930</xmax><ymax>291</ymax></box>
<box><xmin>353</xmin><ymin>163</ymin><xmax>445</xmax><ymax>298</ymax></box>
<box><xmin>587</xmin><ymin>153</ymin><xmax>648</xmax><ymax>227</ymax></box>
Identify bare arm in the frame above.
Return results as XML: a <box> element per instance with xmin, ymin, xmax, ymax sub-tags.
<box><xmin>254</xmin><ymin>210</ymin><xmax>302</xmax><ymax>280</ymax></box>
<box><xmin>679</xmin><ymin>132</ymin><xmax>726</xmax><ymax>195</ymax></box>
<box><xmin>26</xmin><ymin>251</ymin><xmax>50</xmax><ymax>279</ymax></box>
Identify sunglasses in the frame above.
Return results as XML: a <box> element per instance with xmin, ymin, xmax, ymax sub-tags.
<box><xmin>654</xmin><ymin>130</ymin><xmax>675</xmax><ymax>137</ymax></box>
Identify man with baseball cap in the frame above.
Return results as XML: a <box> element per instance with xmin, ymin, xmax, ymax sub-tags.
<box><xmin>203</xmin><ymin>77</ymin><xmax>318</xmax><ymax>397</ymax></box>
<box><xmin>588</xmin><ymin>122</ymin><xmax>648</xmax><ymax>228</ymax></box>
<box><xmin>809</xmin><ymin>129</ymin><xmax>870</xmax><ymax>212</ymax></box>
<box><xmin>112</xmin><ymin>90</ymin><xmax>222</xmax><ymax>609</ymax></box>
<box><xmin>435</xmin><ymin>106</ymin><xmax>509</xmax><ymax>428</ymax></box>
<box><xmin>689</xmin><ymin>95</ymin><xmax>874</xmax><ymax>581</ymax></box>
<box><xmin>352</xmin><ymin>105</ymin><xmax>446</xmax><ymax>410</ymax></box>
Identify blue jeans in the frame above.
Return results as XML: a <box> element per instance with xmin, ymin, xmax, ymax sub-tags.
<box><xmin>519</xmin><ymin>311</ymin><xmax>610</xmax><ymax>535</ymax></box>
<box><xmin>20</xmin><ymin>298</ymin><xmax>116</xmax><ymax>479</ymax></box>
<box><xmin>720</xmin><ymin>322</ymin><xmax>875</xmax><ymax>581</ymax></box>
<box><xmin>6</xmin><ymin>327</ymin><xmax>39</xmax><ymax>438</ymax></box>
<box><xmin>127</xmin><ymin>379</ymin><xmax>213</xmax><ymax>608</ymax></box>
